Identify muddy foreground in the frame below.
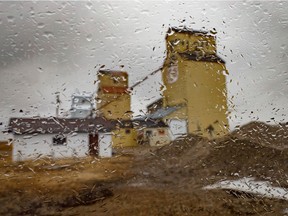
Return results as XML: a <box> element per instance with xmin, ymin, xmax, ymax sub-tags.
<box><xmin>1</xmin><ymin>122</ymin><xmax>288</xmax><ymax>215</ymax></box>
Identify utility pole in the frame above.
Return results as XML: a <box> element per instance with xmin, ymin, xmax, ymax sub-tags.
<box><xmin>56</xmin><ymin>92</ymin><xmax>61</xmax><ymax>117</ymax></box>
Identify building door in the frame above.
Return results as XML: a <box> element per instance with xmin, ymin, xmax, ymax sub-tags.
<box><xmin>89</xmin><ymin>133</ymin><xmax>98</xmax><ymax>156</ymax></box>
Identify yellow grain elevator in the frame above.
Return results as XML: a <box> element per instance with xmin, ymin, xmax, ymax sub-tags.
<box><xmin>162</xmin><ymin>27</ymin><xmax>229</xmax><ymax>138</ymax></box>
<box><xmin>97</xmin><ymin>70</ymin><xmax>137</xmax><ymax>147</ymax></box>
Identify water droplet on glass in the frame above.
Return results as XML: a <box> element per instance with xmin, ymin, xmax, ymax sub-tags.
<box><xmin>86</xmin><ymin>2</ymin><xmax>93</xmax><ymax>10</ymax></box>
<box><xmin>37</xmin><ymin>23</ymin><xmax>45</xmax><ymax>28</ymax></box>
<box><xmin>222</xmin><ymin>70</ymin><xmax>229</xmax><ymax>76</ymax></box>
<box><xmin>7</xmin><ymin>16</ymin><xmax>14</xmax><ymax>23</ymax></box>
<box><xmin>135</xmin><ymin>29</ymin><xmax>142</xmax><ymax>34</ymax></box>
<box><xmin>38</xmin><ymin>67</ymin><xmax>44</xmax><ymax>73</ymax></box>
<box><xmin>62</xmin><ymin>43</ymin><xmax>69</xmax><ymax>50</ymax></box>
<box><xmin>43</xmin><ymin>31</ymin><xmax>54</xmax><ymax>39</ymax></box>
<box><xmin>86</xmin><ymin>34</ymin><xmax>92</xmax><ymax>42</ymax></box>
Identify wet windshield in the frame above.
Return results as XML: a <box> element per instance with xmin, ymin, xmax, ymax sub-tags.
<box><xmin>1</xmin><ymin>1</ymin><xmax>288</xmax><ymax>215</ymax></box>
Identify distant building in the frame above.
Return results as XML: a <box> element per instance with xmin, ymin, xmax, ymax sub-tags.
<box><xmin>160</xmin><ymin>27</ymin><xmax>229</xmax><ymax>138</ymax></box>
<box><xmin>97</xmin><ymin>70</ymin><xmax>131</xmax><ymax>119</ymax></box>
<box><xmin>96</xmin><ymin>70</ymin><xmax>137</xmax><ymax>147</ymax></box>
<box><xmin>8</xmin><ymin>117</ymin><xmax>114</xmax><ymax>161</ymax></box>
<box><xmin>116</xmin><ymin>119</ymin><xmax>170</xmax><ymax>146</ymax></box>
<box><xmin>6</xmin><ymin>27</ymin><xmax>231</xmax><ymax>161</ymax></box>
<box><xmin>140</xmin><ymin>121</ymin><xmax>170</xmax><ymax>146</ymax></box>
<box><xmin>136</xmin><ymin>104</ymin><xmax>185</xmax><ymax>140</ymax></box>
<box><xmin>70</xmin><ymin>93</ymin><xmax>94</xmax><ymax>118</ymax></box>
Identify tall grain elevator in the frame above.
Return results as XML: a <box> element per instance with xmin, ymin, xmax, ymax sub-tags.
<box><xmin>96</xmin><ymin>70</ymin><xmax>137</xmax><ymax>147</ymax></box>
<box><xmin>162</xmin><ymin>27</ymin><xmax>229</xmax><ymax>138</ymax></box>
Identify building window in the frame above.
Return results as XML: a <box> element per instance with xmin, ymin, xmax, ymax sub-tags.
<box><xmin>53</xmin><ymin>134</ymin><xmax>67</xmax><ymax>145</ymax></box>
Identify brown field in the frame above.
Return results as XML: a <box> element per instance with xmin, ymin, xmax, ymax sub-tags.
<box><xmin>1</xmin><ymin>122</ymin><xmax>288</xmax><ymax>215</ymax></box>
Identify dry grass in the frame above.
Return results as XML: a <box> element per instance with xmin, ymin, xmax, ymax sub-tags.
<box><xmin>0</xmin><ymin>155</ymin><xmax>133</xmax><ymax>191</ymax></box>
<box><xmin>1</xmin><ymin>124</ymin><xmax>288</xmax><ymax>215</ymax></box>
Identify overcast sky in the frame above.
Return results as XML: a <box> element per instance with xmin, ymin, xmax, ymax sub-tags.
<box><xmin>1</xmin><ymin>1</ymin><xmax>288</xmax><ymax>139</ymax></box>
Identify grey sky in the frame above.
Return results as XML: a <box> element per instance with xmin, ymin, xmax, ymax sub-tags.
<box><xmin>1</xmin><ymin>1</ymin><xmax>288</xmax><ymax>139</ymax></box>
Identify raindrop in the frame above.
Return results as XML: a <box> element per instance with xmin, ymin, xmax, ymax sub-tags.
<box><xmin>86</xmin><ymin>34</ymin><xmax>92</xmax><ymax>42</ymax></box>
<box><xmin>86</xmin><ymin>2</ymin><xmax>93</xmax><ymax>10</ymax></box>
<box><xmin>7</xmin><ymin>16</ymin><xmax>14</xmax><ymax>23</ymax></box>
<box><xmin>140</xmin><ymin>9</ymin><xmax>149</xmax><ymax>15</ymax></box>
<box><xmin>279</xmin><ymin>18</ymin><xmax>288</xmax><ymax>26</ymax></box>
<box><xmin>55</xmin><ymin>20</ymin><xmax>62</xmax><ymax>24</ymax></box>
<box><xmin>135</xmin><ymin>29</ymin><xmax>142</xmax><ymax>34</ymax></box>
<box><xmin>37</xmin><ymin>23</ymin><xmax>45</xmax><ymax>28</ymax></box>
<box><xmin>45</xmin><ymin>11</ymin><xmax>55</xmax><ymax>16</ymax></box>
<box><xmin>105</xmin><ymin>34</ymin><xmax>116</xmax><ymax>40</ymax></box>
<box><xmin>222</xmin><ymin>70</ymin><xmax>229</xmax><ymax>76</ymax></box>
<box><xmin>62</xmin><ymin>43</ymin><xmax>69</xmax><ymax>50</ymax></box>
<box><xmin>38</xmin><ymin>67</ymin><xmax>44</xmax><ymax>73</ymax></box>
<box><xmin>43</xmin><ymin>31</ymin><xmax>54</xmax><ymax>39</ymax></box>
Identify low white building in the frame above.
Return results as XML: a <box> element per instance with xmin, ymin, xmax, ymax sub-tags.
<box><xmin>13</xmin><ymin>133</ymin><xmax>88</xmax><ymax>161</ymax></box>
<box><xmin>9</xmin><ymin>117</ymin><xmax>113</xmax><ymax>161</ymax></box>
<box><xmin>135</xmin><ymin>103</ymin><xmax>187</xmax><ymax>145</ymax></box>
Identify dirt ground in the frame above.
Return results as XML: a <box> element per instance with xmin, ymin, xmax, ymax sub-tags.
<box><xmin>1</xmin><ymin>121</ymin><xmax>288</xmax><ymax>215</ymax></box>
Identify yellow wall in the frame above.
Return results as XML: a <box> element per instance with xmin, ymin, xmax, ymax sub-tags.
<box><xmin>97</xmin><ymin>71</ymin><xmax>131</xmax><ymax>120</ymax></box>
<box><xmin>143</xmin><ymin>128</ymin><xmax>171</xmax><ymax>146</ymax></box>
<box><xmin>97</xmin><ymin>71</ymin><xmax>137</xmax><ymax>147</ymax></box>
<box><xmin>163</xmin><ymin>106</ymin><xmax>188</xmax><ymax>120</ymax></box>
<box><xmin>162</xmin><ymin>59</ymin><xmax>229</xmax><ymax>138</ymax></box>
<box><xmin>112</xmin><ymin>128</ymin><xmax>138</xmax><ymax>147</ymax></box>
<box><xmin>162</xmin><ymin>61</ymin><xmax>187</xmax><ymax>106</ymax></box>
<box><xmin>162</xmin><ymin>29</ymin><xmax>229</xmax><ymax>138</ymax></box>
<box><xmin>183</xmin><ymin>60</ymin><xmax>229</xmax><ymax>137</ymax></box>
<box><xmin>98</xmin><ymin>94</ymin><xmax>132</xmax><ymax>120</ymax></box>
<box><xmin>166</xmin><ymin>31</ymin><xmax>217</xmax><ymax>56</ymax></box>
<box><xmin>98</xmin><ymin>71</ymin><xmax>128</xmax><ymax>87</ymax></box>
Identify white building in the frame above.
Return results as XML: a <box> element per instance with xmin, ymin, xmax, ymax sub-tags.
<box><xmin>9</xmin><ymin>117</ymin><xmax>113</xmax><ymax>161</ymax></box>
<box><xmin>135</xmin><ymin>103</ymin><xmax>187</xmax><ymax>144</ymax></box>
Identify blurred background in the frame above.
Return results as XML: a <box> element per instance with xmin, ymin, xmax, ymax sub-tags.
<box><xmin>0</xmin><ymin>1</ymin><xmax>288</xmax><ymax>139</ymax></box>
